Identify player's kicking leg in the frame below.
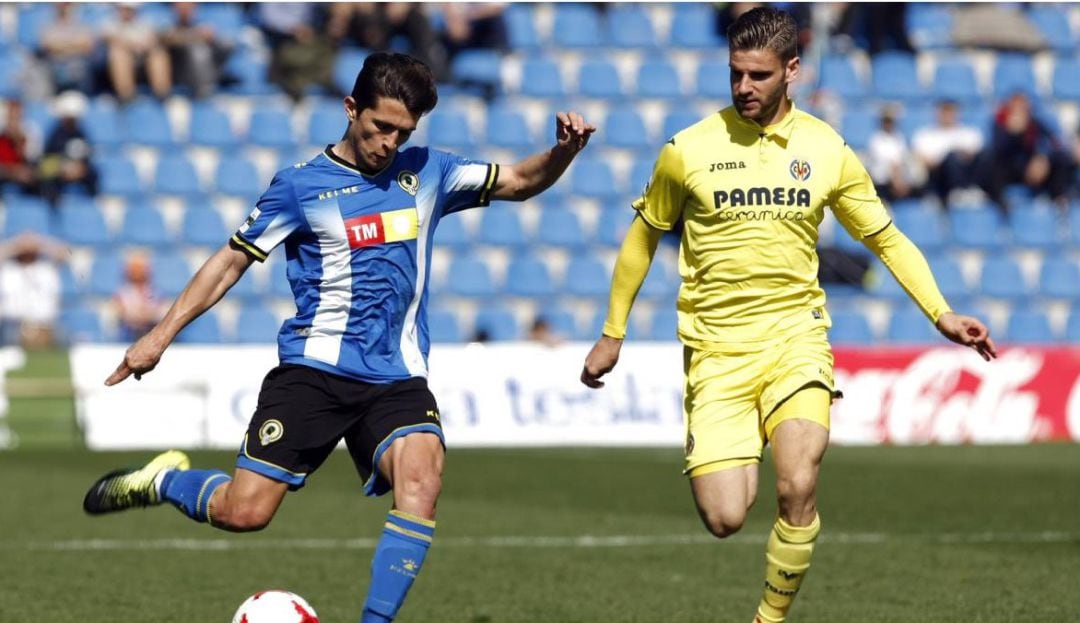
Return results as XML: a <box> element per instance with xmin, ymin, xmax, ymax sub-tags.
<box><xmin>83</xmin><ymin>449</ymin><xmax>192</xmax><ymax>514</ymax></box>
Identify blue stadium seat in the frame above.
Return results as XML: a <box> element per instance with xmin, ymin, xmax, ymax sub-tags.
<box><xmin>663</xmin><ymin>109</ymin><xmax>702</xmax><ymax>141</ymax></box>
<box><xmin>562</xmin><ymin>254</ymin><xmax>610</xmax><ymax>298</ymax></box>
<box><xmin>87</xmin><ymin>251</ymin><xmax>123</xmax><ymax>297</ymax></box>
<box><xmin>906</xmin><ymin>4</ymin><xmax>953</xmax><ymax>49</ymax></box>
<box><xmin>1067</xmin><ymin>308</ymin><xmax>1080</xmax><ymax>342</ymax></box>
<box><xmin>96</xmin><ymin>154</ymin><xmax>143</xmax><ymax>197</ymax></box>
<box><xmin>182</xmin><ymin>207</ymin><xmax>228</xmax><ymax>247</ymax></box>
<box><xmin>59</xmin><ymin>305</ymin><xmax>106</xmax><ymax>344</ymax></box>
<box><xmin>17</xmin><ymin>4</ymin><xmax>52</xmax><ymax>48</ymax></box>
<box><xmin>216</xmin><ymin>157</ymin><xmax>263</xmax><ymax>200</ymax></box>
<box><xmin>899</xmin><ymin>103</ymin><xmax>935</xmax><ymax>140</ymax></box>
<box><xmin>535</xmin><ymin>208</ymin><xmax>585</xmax><ymax>248</ymax></box>
<box><xmin>696</xmin><ymin>59</ymin><xmax>729</xmax><ymax>100</ymax></box>
<box><xmin>83</xmin><ymin>106</ymin><xmax>124</xmax><ymax>149</ymax></box>
<box><xmin>894</xmin><ymin>206</ymin><xmax>947</xmax><ymax>254</ymax></box>
<box><xmin>505</xmin><ymin>4</ymin><xmax>540</xmax><ymax>50</ymax></box>
<box><xmin>124</xmin><ymin>99</ymin><xmax>173</xmax><ymax>147</ymax></box>
<box><xmin>670</xmin><ymin>4</ymin><xmax>723</xmax><ymax>48</ymax></box>
<box><xmin>151</xmin><ymin>252</ymin><xmax>193</xmax><ymax>298</ymax></box>
<box><xmin>536</xmin><ymin>306</ymin><xmax>577</xmax><ymax>339</ymax></box>
<box><xmin>267</xmin><ymin>258</ymin><xmax>294</xmax><ymax>299</ymax></box>
<box><xmin>235</xmin><ymin>306</ymin><xmax>280</xmax><ymax>343</ymax></box>
<box><xmin>3</xmin><ymin>203</ymin><xmax>52</xmax><ymax>237</ymax></box>
<box><xmin>433</xmin><ymin>214</ymin><xmax>468</xmax><ymax>248</ymax></box>
<box><xmin>248</xmin><ymin>109</ymin><xmax>295</xmax><ymax>150</ymax></box>
<box><xmin>828</xmin><ymin>309</ymin><xmax>875</xmax><ymax>345</ymax></box>
<box><xmin>1009</xmin><ymin>206</ymin><xmax>1061</xmax><ymax>250</ymax></box>
<box><xmin>950</xmin><ymin>208</ymin><xmax>1003</xmax><ymax>249</ymax></box>
<box><xmin>570</xmin><ymin>158</ymin><xmax>617</xmax><ymax>199</ymax></box>
<box><xmin>640</xmin><ymin>260</ymin><xmax>678</xmax><ymax>300</ymax></box>
<box><xmin>637</xmin><ymin>59</ymin><xmax>681</xmax><ymax>99</ymax></box>
<box><xmin>154</xmin><ymin>153</ymin><xmax>201</xmax><ymax>197</ymax></box>
<box><xmin>427</xmin><ymin>110</ymin><xmax>472</xmax><ymax>149</ymax></box>
<box><xmin>333</xmin><ymin>48</ymin><xmax>369</xmax><ymax>96</ymax></box>
<box><xmin>503</xmin><ymin>255</ymin><xmax>555</xmax><ymax>297</ymax></box>
<box><xmin>979</xmin><ymin>256</ymin><xmax>1029</xmax><ymax>300</ymax></box>
<box><xmin>520</xmin><ymin>59</ymin><xmax>564</xmax><ymax>98</ymax></box>
<box><xmin>194</xmin><ymin>3</ymin><xmax>246</xmax><ymax>42</ymax></box>
<box><xmin>553</xmin><ymin>4</ymin><xmax>604</xmax><ymax>48</ymax></box>
<box><xmin>443</xmin><ymin>255</ymin><xmax>495</xmax><ymax>297</ymax></box>
<box><xmin>608</xmin><ymin>6</ymin><xmax>656</xmax><ymax>48</ymax></box>
<box><xmin>427</xmin><ymin>307</ymin><xmax>462</xmax><ymax>343</ymax></box>
<box><xmin>1052</xmin><ymin>58</ymin><xmax>1080</xmax><ymax>100</ymax></box>
<box><xmin>58</xmin><ymin>263</ymin><xmax>82</xmax><ymax>304</ymax></box>
<box><xmin>871</xmin><ymin>52</ymin><xmax>924</xmax><ymax>102</ymax></box>
<box><xmin>486</xmin><ymin>107</ymin><xmax>532</xmax><ymax>150</ymax></box>
<box><xmin>189</xmin><ymin>104</ymin><xmax>237</xmax><ymax>150</ymax></box>
<box><xmin>929</xmin><ymin>255</ymin><xmax>970</xmax><ymax>301</ymax></box>
<box><xmin>886</xmin><ymin>307</ymin><xmax>938</xmax><ymax>343</ymax></box>
<box><xmin>1028</xmin><ymin>5</ymin><xmax>1075</xmax><ymax>54</ymax></box>
<box><xmin>932</xmin><ymin>59</ymin><xmax>981</xmax><ymax>103</ymax></box>
<box><xmin>596</xmin><ymin>205</ymin><xmax>634</xmax><ymax>247</ymax></box>
<box><xmin>474</xmin><ymin>306</ymin><xmax>519</xmax><ymax>341</ymax></box>
<box><xmin>578</xmin><ymin>60</ymin><xmax>622</xmax><ymax>99</ymax></box>
<box><xmin>1070</xmin><ymin>206</ymin><xmax>1080</xmax><ymax>245</ymax></box>
<box><xmin>176</xmin><ymin>311</ymin><xmax>223</xmax><ymax>343</ymax></box>
<box><xmin>841</xmin><ymin>109</ymin><xmax>876</xmax><ymax>151</ymax></box>
<box><xmin>58</xmin><ymin>202</ymin><xmax>110</xmax><ymax>247</ymax></box>
<box><xmin>451</xmin><ymin>49</ymin><xmax>502</xmax><ymax>91</ymax></box>
<box><xmin>225</xmin><ymin>48</ymin><xmax>275</xmax><ymax>96</ymax></box>
<box><xmin>1005</xmin><ymin>309</ymin><xmax>1055</xmax><ymax>344</ymax></box>
<box><xmin>1038</xmin><ymin>255</ymin><xmax>1080</xmax><ymax>300</ymax></box>
<box><xmin>993</xmin><ymin>54</ymin><xmax>1037</xmax><ymax>99</ymax></box>
<box><xmin>629</xmin><ymin>158</ymin><xmax>654</xmax><ymax>194</ymax></box>
<box><xmin>820</xmin><ymin>55</ymin><xmax>866</xmax><ymax>99</ymax></box>
<box><xmin>119</xmin><ymin>204</ymin><xmax>170</xmax><ymax>247</ymax></box>
<box><xmin>605</xmin><ymin>107</ymin><xmax>650</xmax><ymax>150</ymax></box>
<box><xmin>647</xmin><ymin>305</ymin><xmax>678</xmax><ymax>341</ymax></box>
<box><xmin>478</xmin><ymin>208</ymin><xmax>526</xmax><ymax>247</ymax></box>
<box><xmin>308</xmin><ymin>102</ymin><xmax>343</xmax><ymax>146</ymax></box>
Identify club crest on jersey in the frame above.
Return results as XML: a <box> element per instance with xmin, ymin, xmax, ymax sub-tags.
<box><xmin>397</xmin><ymin>170</ymin><xmax>420</xmax><ymax>196</ymax></box>
<box><xmin>259</xmin><ymin>419</ymin><xmax>284</xmax><ymax>446</ymax></box>
<box><xmin>344</xmin><ymin>208</ymin><xmax>419</xmax><ymax>248</ymax></box>
<box><xmin>789</xmin><ymin>159</ymin><xmax>812</xmax><ymax>182</ymax></box>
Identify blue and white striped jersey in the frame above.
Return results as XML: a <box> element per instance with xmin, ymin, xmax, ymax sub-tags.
<box><xmin>231</xmin><ymin>146</ymin><xmax>499</xmax><ymax>383</ymax></box>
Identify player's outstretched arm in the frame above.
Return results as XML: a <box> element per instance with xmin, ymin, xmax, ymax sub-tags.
<box><xmin>105</xmin><ymin>243</ymin><xmax>256</xmax><ymax>386</ymax></box>
<box><xmin>490</xmin><ymin>111</ymin><xmax>595</xmax><ymax>201</ymax></box>
<box><xmin>935</xmin><ymin>312</ymin><xmax>998</xmax><ymax>361</ymax></box>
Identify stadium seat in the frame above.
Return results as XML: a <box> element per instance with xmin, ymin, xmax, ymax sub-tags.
<box><xmin>1028</xmin><ymin>5</ymin><xmax>1075</xmax><ymax>54</ymax></box>
<box><xmin>562</xmin><ymin>254</ymin><xmax>610</xmax><ymax>299</ymax></box>
<box><xmin>578</xmin><ymin>60</ymin><xmax>622</xmax><ymax>99</ymax></box>
<box><xmin>308</xmin><ymin>101</ymin><xmax>344</xmax><ymax>146</ymax></box>
<box><xmin>235</xmin><ymin>306</ymin><xmax>280</xmax><ymax>343</ymax></box>
<box><xmin>696</xmin><ymin>59</ymin><xmax>730</xmax><ymax>100</ymax></box>
<box><xmin>154</xmin><ymin>153</ymin><xmax>202</xmax><ymax>197</ymax></box>
<box><xmin>663</xmin><ymin>109</ymin><xmax>702</xmax><ymax>141</ymax></box>
<box><xmin>950</xmin><ymin>208</ymin><xmax>1003</xmax><ymax>249</ymax></box>
<box><xmin>1066</xmin><ymin>309</ymin><xmax>1080</xmax><ymax>342</ymax></box>
<box><xmin>17</xmin><ymin>4</ymin><xmax>52</xmax><ymax>48</ymax></box>
<box><xmin>433</xmin><ymin>214</ymin><xmax>468</xmax><ymax>248</ymax></box>
<box><xmin>175</xmin><ymin>311</ymin><xmax>223</xmax><ymax>343</ymax></box>
<box><xmin>637</xmin><ymin>59</ymin><xmax>681</xmax><ymax>99</ymax></box>
<box><xmin>83</xmin><ymin>106</ymin><xmax>123</xmax><ymax>148</ymax></box>
<box><xmin>819</xmin><ymin>55</ymin><xmax>866</xmax><ymax>100</ymax></box>
<box><xmin>96</xmin><ymin>154</ymin><xmax>143</xmax><ymax>197</ymax></box>
<box><xmin>536</xmin><ymin>306</ymin><xmax>577</xmax><ymax>339</ymax></box>
<box><xmin>503</xmin><ymin>255</ymin><xmax>555</xmax><ymax>297</ymax></box>
<box><xmin>478</xmin><ymin>208</ymin><xmax>526</xmax><ymax>247</ymax></box>
<box><xmin>485</xmin><ymin>106</ymin><xmax>531</xmax><ymax>150</ymax></box>
<box><xmin>929</xmin><ymin>255</ymin><xmax>971</xmax><ymax>301</ymax></box>
<box><xmin>1005</xmin><ymin>309</ymin><xmax>1055</xmax><ymax>344</ymax></box>
<box><xmin>194</xmin><ymin>3</ymin><xmax>246</xmax><ymax>42</ymax></box>
<box><xmin>670</xmin><ymin>4</ymin><xmax>723</xmax><ymax>48</ymax></box>
<box><xmin>505</xmin><ymin>3</ymin><xmax>540</xmax><ymax>50</ymax></box>
<box><xmin>604</xmin><ymin>107</ymin><xmax>650</xmax><ymax>150</ymax></box>
<box><xmin>841</xmin><ymin>109</ymin><xmax>877</xmax><ymax>151</ymax></box>
<box><xmin>520</xmin><ymin>58</ymin><xmax>564</xmax><ymax>98</ymax></box>
<box><xmin>267</xmin><ymin>258</ymin><xmax>294</xmax><ymax>299</ymax></box>
<box><xmin>1052</xmin><ymin>58</ymin><xmax>1080</xmax><ymax>100</ymax></box>
<box><xmin>427</xmin><ymin>307</ymin><xmax>462</xmax><ymax>343</ymax></box>
<box><xmin>570</xmin><ymin>158</ymin><xmax>617</xmax><ymax>200</ymax></box>
<box><xmin>427</xmin><ymin>110</ymin><xmax>473</xmax><ymax>149</ymax></box>
<box><xmin>225</xmin><ymin>48</ymin><xmax>275</xmax><ymax>96</ymax></box>
<box><xmin>828</xmin><ymin>309</ymin><xmax>875</xmax><ymax>345</ymax></box>
<box><xmin>607</xmin><ymin>6</ymin><xmax>656</xmax><ymax>48</ymax></box>
<box><xmin>595</xmin><ymin>205</ymin><xmax>635</xmax><ymax>247</ymax></box>
<box><xmin>59</xmin><ymin>305</ymin><xmax>106</xmax><ymax>344</ymax></box>
<box><xmin>451</xmin><ymin>49</ymin><xmax>502</xmax><ymax>95</ymax></box>
<box><xmin>123</xmin><ymin>99</ymin><xmax>173</xmax><ymax>147</ymax></box>
<box><xmin>58</xmin><ymin>202</ymin><xmax>110</xmax><ymax>247</ymax></box>
<box><xmin>992</xmin><ymin>54</ymin><xmax>1037</xmax><ymax>99</ymax></box>
<box><xmin>553</xmin><ymin>4</ymin><xmax>604</xmax><ymax>48</ymax></box>
<box><xmin>118</xmin><ymin>204</ymin><xmax>170</xmax><ymax>247</ymax></box>
<box><xmin>979</xmin><ymin>256</ymin><xmax>1029</xmax><ymax>300</ymax></box>
<box><xmin>1009</xmin><ymin>206</ymin><xmax>1061</xmax><ymax>250</ymax></box>
<box><xmin>894</xmin><ymin>206</ymin><xmax>947</xmax><ymax>254</ymax></box>
<box><xmin>647</xmin><ymin>305</ymin><xmax>678</xmax><ymax>341</ymax></box>
<box><xmin>248</xmin><ymin>109</ymin><xmax>295</xmax><ymax>150</ymax></box>
<box><xmin>216</xmin><ymin>157</ymin><xmax>263</xmax><ymax>200</ymax></box>
<box><xmin>886</xmin><ymin>307</ymin><xmax>939</xmax><ymax>343</ymax></box>
<box><xmin>639</xmin><ymin>260</ymin><xmax>678</xmax><ymax>301</ymax></box>
<box><xmin>443</xmin><ymin>254</ymin><xmax>495</xmax><ymax>297</ymax></box>
<box><xmin>2</xmin><ymin>202</ymin><xmax>52</xmax><ymax>238</ymax></box>
<box><xmin>181</xmin><ymin>207</ymin><xmax>228</xmax><ymax>248</ymax></box>
<box><xmin>535</xmin><ymin>207</ymin><xmax>586</xmax><ymax>248</ymax></box>
<box><xmin>151</xmin><ymin>252</ymin><xmax>193</xmax><ymax>298</ymax></box>
<box><xmin>1038</xmin><ymin>256</ymin><xmax>1080</xmax><ymax>300</ymax></box>
<box><xmin>906</xmin><ymin>4</ymin><xmax>953</xmax><ymax>49</ymax></box>
<box><xmin>189</xmin><ymin>103</ymin><xmax>237</xmax><ymax>149</ymax></box>
<box><xmin>932</xmin><ymin>59</ymin><xmax>981</xmax><ymax>103</ymax></box>
<box><xmin>473</xmin><ymin>306</ymin><xmax>519</xmax><ymax>341</ymax></box>
<box><xmin>333</xmin><ymin>47</ymin><xmax>369</xmax><ymax>97</ymax></box>
<box><xmin>871</xmin><ymin>52</ymin><xmax>924</xmax><ymax>102</ymax></box>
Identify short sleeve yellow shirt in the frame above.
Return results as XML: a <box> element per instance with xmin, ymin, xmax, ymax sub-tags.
<box><xmin>633</xmin><ymin>103</ymin><xmax>891</xmax><ymax>348</ymax></box>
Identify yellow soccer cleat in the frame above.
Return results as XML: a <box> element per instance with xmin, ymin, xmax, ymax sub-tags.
<box><xmin>82</xmin><ymin>450</ymin><xmax>190</xmax><ymax>515</ymax></box>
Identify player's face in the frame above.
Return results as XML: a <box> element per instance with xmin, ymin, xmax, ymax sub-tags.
<box><xmin>346</xmin><ymin>96</ymin><xmax>419</xmax><ymax>172</ymax></box>
<box><xmin>729</xmin><ymin>49</ymin><xmax>799</xmax><ymax>124</ymax></box>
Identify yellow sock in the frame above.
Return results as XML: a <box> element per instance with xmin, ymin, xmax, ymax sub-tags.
<box><xmin>756</xmin><ymin>513</ymin><xmax>821</xmax><ymax>623</ymax></box>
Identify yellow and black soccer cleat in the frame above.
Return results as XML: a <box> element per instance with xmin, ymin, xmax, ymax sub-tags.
<box><xmin>83</xmin><ymin>450</ymin><xmax>190</xmax><ymax>515</ymax></box>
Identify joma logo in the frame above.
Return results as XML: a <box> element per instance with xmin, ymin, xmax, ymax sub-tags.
<box><xmin>709</xmin><ymin>161</ymin><xmax>746</xmax><ymax>172</ymax></box>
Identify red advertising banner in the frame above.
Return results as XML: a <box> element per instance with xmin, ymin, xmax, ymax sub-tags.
<box><xmin>831</xmin><ymin>347</ymin><xmax>1080</xmax><ymax>444</ymax></box>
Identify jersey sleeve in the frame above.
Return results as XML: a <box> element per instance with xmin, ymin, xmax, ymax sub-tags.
<box><xmin>631</xmin><ymin>140</ymin><xmax>687</xmax><ymax>231</ymax></box>
<box><xmin>436</xmin><ymin>150</ymin><xmax>500</xmax><ymax>215</ymax></box>
<box><xmin>231</xmin><ymin>172</ymin><xmax>303</xmax><ymax>262</ymax></box>
<box><xmin>829</xmin><ymin>144</ymin><xmax>893</xmax><ymax>239</ymax></box>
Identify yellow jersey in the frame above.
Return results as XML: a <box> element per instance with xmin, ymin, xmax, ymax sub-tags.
<box><xmin>633</xmin><ymin>102</ymin><xmax>892</xmax><ymax>348</ymax></box>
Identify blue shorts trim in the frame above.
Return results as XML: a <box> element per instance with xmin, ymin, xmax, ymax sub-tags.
<box><xmin>363</xmin><ymin>423</ymin><xmax>445</xmax><ymax>497</ymax></box>
<box><xmin>236</xmin><ymin>434</ymin><xmax>307</xmax><ymax>489</ymax></box>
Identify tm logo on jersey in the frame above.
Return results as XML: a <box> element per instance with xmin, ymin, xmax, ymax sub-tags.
<box><xmin>344</xmin><ymin>208</ymin><xmax>419</xmax><ymax>249</ymax></box>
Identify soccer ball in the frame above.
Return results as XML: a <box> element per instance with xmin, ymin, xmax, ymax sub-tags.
<box><xmin>231</xmin><ymin>590</ymin><xmax>319</xmax><ymax>623</ymax></box>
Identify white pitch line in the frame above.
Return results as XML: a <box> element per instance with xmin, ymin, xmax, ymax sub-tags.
<box><xmin>15</xmin><ymin>531</ymin><xmax>1079</xmax><ymax>552</ymax></box>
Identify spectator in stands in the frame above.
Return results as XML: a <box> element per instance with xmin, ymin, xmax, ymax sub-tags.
<box><xmin>0</xmin><ymin>233</ymin><xmax>66</xmax><ymax>349</ymax></box>
<box><xmin>102</xmin><ymin>3</ymin><xmax>172</xmax><ymax>103</ymax></box>
<box><xmin>441</xmin><ymin>4</ymin><xmax>508</xmax><ymax>57</ymax></box>
<box><xmin>38</xmin><ymin>3</ymin><xmax>99</xmax><ymax>95</ymax></box>
<box><xmin>162</xmin><ymin>2</ymin><xmax>233</xmax><ymax>99</ymax></box>
<box><xmin>866</xmin><ymin>107</ymin><xmax>923</xmax><ymax>202</ymax></box>
<box><xmin>258</xmin><ymin>3</ymin><xmax>337</xmax><ymax>100</ymax></box>
<box><xmin>977</xmin><ymin>91</ymin><xmax>1074</xmax><ymax>210</ymax></box>
<box><xmin>39</xmin><ymin>91</ymin><xmax>97</xmax><ymax>205</ymax></box>
<box><xmin>913</xmin><ymin>100</ymin><xmax>985</xmax><ymax>205</ymax></box>
<box><xmin>527</xmin><ymin>317</ymin><xmax>562</xmax><ymax>347</ymax></box>
<box><xmin>328</xmin><ymin>4</ymin><xmax>450</xmax><ymax>83</ymax></box>
<box><xmin>0</xmin><ymin>100</ymin><xmax>41</xmax><ymax>196</ymax></box>
<box><xmin>113</xmin><ymin>252</ymin><xmax>165</xmax><ymax>341</ymax></box>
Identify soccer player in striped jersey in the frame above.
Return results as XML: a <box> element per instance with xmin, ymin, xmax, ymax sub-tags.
<box><xmin>581</xmin><ymin>8</ymin><xmax>995</xmax><ymax>623</ymax></box>
<box><xmin>83</xmin><ymin>52</ymin><xmax>594</xmax><ymax>623</ymax></box>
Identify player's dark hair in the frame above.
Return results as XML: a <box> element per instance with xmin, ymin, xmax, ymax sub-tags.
<box><xmin>727</xmin><ymin>7</ymin><xmax>799</xmax><ymax>62</ymax></box>
<box><xmin>351</xmin><ymin>52</ymin><xmax>438</xmax><ymax>117</ymax></box>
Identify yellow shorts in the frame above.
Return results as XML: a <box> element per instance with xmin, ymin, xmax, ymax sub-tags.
<box><xmin>682</xmin><ymin>327</ymin><xmax>838</xmax><ymax>476</ymax></box>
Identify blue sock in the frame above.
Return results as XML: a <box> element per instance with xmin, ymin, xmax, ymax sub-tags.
<box><xmin>361</xmin><ymin>510</ymin><xmax>436</xmax><ymax>623</ymax></box>
<box><xmin>159</xmin><ymin>469</ymin><xmax>230</xmax><ymax>524</ymax></box>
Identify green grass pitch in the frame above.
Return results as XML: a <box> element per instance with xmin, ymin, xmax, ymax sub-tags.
<box><xmin>1</xmin><ymin>444</ymin><xmax>1078</xmax><ymax>622</ymax></box>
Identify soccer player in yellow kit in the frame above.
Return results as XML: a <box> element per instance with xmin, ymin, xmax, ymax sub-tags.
<box><xmin>581</xmin><ymin>7</ymin><xmax>997</xmax><ymax>623</ymax></box>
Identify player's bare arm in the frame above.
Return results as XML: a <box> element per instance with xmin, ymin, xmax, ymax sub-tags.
<box><xmin>490</xmin><ymin>111</ymin><xmax>595</xmax><ymax>201</ymax></box>
<box><xmin>105</xmin><ymin>243</ymin><xmax>256</xmax><ymax>386</ymax></box>
<box><xmin>935</xmin><ymin>312</ymin><xmax>998</xmax><ymax>361</ymax></box>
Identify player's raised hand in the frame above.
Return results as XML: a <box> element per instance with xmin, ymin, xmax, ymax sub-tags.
<box><xmin>555</xmin><ymin>111</ymin><xmax>596</xmax><ymax>154</ymax></box>
<box><xmin>935</xmin><ymin>312</ymin><xmax>998</xmax><ymax>361</ymax></box>
<box><xmin>105</xmin><ymin>332</ymin><xmax>168</xmax><ymax>386</ymax></box>
<box><xmin>581</xmin><ymin>335</ymin><xmax>623</xmax><ymax>388</ymax></box>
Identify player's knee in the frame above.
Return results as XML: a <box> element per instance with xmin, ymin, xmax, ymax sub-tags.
<box><xmin>776</xmin><ymin>472</ymin><xmax>816</xmax><ymax>508</ymax></box>
<box><xmin>214</xmin><ymin>502</ymin><xmax>274</xmax><ymax>532</ymax></box>
<box><xmin>701</xmin><ymin>508</ymin><xmax>746</xmax><ymax>539</ymax></box>
<box><xmin>393</xmin><ymin>469</ymin><xmax>442</xmax><ymax>513</ymax></box>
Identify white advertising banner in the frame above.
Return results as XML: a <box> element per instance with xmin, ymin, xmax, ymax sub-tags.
<box><xmin>70</xmin><ymin>343</ymin><xmax>1080</xmax><ymax>450</ymax></box>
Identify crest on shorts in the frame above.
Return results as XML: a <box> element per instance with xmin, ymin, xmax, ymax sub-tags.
<box><xmin>789</xmin><ymin>159</ymin><xmax>811</xmax><ymax>182</ymax></box>
<box><xmin>685</xmin><ymin>432</ymin><xmax>695</xmax><ymax>455</ymax></box>
<box><xmin>397</xmin><ymin>170</ymin><xmax>420</xmax><ymax>196</ymax></box>
<box><xmin>259</xmin><ymin>419</ymin><xmax>284</xmax><ymax>446</ymax></box>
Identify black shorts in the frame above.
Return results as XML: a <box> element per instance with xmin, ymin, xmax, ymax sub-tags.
<box><xmin>235</xmin><ymin>364</ymin><xmax>444</xmax><ymax>496</ymax></box>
